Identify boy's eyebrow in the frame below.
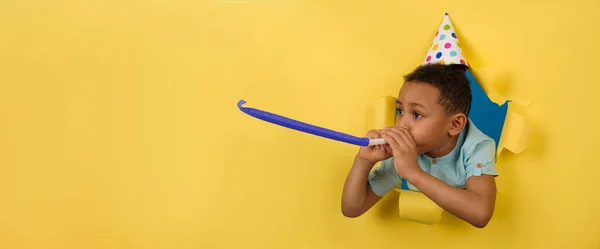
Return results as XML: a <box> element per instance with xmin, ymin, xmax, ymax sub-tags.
<box><xmin>396</xmin><ymin>100</ymin><xmax>427</xmax><ymax>110</ymax></box>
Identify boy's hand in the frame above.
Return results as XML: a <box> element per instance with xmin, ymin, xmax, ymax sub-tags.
<box><xmin>357</xmin><ymin>130</ymin><xmax>392</xmax><ymax>166</ymax></box>
<box><xmin>382</xmin><ymin>127</ymin><xmax>421</xmax><ymax>178</ymax></box>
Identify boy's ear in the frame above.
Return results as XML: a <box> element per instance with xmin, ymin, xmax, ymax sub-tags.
<box><xmin>448</xmin><ymin>113</ymin><xmax>467</xmax><ymax>136</ymax></box>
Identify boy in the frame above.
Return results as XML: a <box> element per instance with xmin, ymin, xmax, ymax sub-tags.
<box><xmin>341</xmin><ymin>63</ymin><xmax>498</xmax><ymax>228</ymax></box>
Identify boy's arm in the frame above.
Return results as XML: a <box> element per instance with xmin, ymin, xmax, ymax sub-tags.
<box><xmin>383</xmin><ymin>127</ymin><xmax>498</xmax><ymax>228</ymax></box>
<box><xmin>341</xmin><ymin>156</ymin><xmax>382</xmax><ymax>218</ymax></box>
<box><xmin>404</xmin><ymin>171</ymin><xmax>496</xmax><ymax>228</ymax></box>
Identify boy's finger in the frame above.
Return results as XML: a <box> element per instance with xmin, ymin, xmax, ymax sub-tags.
<box><xmin>382</xmin><ymin>133</ymin><xmax>400</xmax><ymax>152</ymax></box>
<box><xmin>385</xmin><ymin>128</ymin><xmax>407</xmax><ymax>149</ymax></box>
<box><xmin>383</xmin><ymin>144</ymin><xmax>393</xmax><ymax>155</ymax></box>
<box><xmin>383</xmin><ymin>133</ymin><xmax>404</xmax><ymax>157</ymax></box>
<box><xmin>365</xmin><ymin>130</ymin><xmax>382</xmax><ymax>139</ymax></box>
<box><xmin>396</xmin><ymin>127</ymin><xmax>416</xmax><ymax>147</ymax></box>
<box><xmin>393</xmin><ymin>127</ymin><xmax>415</xmax><ymax>148</ymax></box>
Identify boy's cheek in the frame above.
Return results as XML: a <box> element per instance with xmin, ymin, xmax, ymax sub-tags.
<box><xmin>410</xmin><ymin>131</ymin><xmax>425</xmax><ymax>144</ymax></box>
<box><xmin>411</xmin><ymin>134</ymin><xmax>432</xmax><ymax>152</ymax></box>
<box><xmin>411</xmin><ymin>137</ymin><xmax>425</xmax><ymax>150</ymax></box>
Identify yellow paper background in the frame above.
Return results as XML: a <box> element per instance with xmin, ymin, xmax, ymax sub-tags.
<box><xmin>1</xmin><ymin>1</ymin><xmax>599</xmax><ymax>249</ymax></box>
<box><xmin>395</xmin><ymin>189</ymin><xmax>444</xmax><ymax>225</ymax></box>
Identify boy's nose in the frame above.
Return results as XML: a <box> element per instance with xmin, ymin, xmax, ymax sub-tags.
<box><xmin>395</xmin><ymin>118</ymin><xmax>411</xmax><ymax>130</ymax></box>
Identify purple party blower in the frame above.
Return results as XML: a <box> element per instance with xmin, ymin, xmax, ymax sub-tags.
<box><xmin>237</xmin><ymin>99</ymin><xmax>387</xmax><ymax>147</ymax></box>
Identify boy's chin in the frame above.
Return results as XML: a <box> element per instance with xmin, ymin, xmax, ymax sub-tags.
<box><xmin>416</xmin><ymin>145</ymin><xmax>439</xmax><ymax>155</ymax></box>
<box><xmin>415</xmin><ymin>146</ymin><xmax>428</xmax><ymax>155</ymax></box>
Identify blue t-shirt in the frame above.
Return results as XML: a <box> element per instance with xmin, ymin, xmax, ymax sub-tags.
<box><xmin>367</xmin><ymin>118</ymin><xmax>499</xmax><ymax>197</ymax></box>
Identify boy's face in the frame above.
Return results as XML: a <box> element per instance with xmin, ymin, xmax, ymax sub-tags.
<box><xmin>395</xmin><ymin>81</ymin><xmax>459</xmax><ymax>155</ymax></box>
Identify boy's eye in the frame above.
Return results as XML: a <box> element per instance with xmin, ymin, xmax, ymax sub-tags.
<box><xmin>396</xmin><ymin>108</ymin><xmax>403</xmax><ymax>116</ymax></box>
<box><xmin>413</xmin><ymin>112</ymin><xmax>423</xmax><ymax>118</ymax></box>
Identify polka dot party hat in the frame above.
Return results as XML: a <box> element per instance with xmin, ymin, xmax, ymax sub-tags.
<box><xmin>423</xmin><ymin>13</ymin><xmax>468</xmax><ymax>66</ymax></box>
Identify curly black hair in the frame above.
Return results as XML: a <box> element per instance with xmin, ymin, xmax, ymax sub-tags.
<box><xmin>403</xmin><ymin>63</ymin><xmax>471</xmax><ymax>115</ymax></box>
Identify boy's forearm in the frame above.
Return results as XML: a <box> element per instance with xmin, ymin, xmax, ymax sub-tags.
<box><xmin>405</xmin><ymin>170</ymin><xmax>493</xmax><ymax>228</ymax></box>
<box><xmin>341</xmin><ymin>156</ymin><xmax>375</xmax><ymax>217</ymax></box>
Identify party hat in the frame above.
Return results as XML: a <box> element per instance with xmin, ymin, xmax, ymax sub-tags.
<box><xmin>423</xmin><ymin>13</ymin><xmax>468</xmax><ymax>66</ymax></box>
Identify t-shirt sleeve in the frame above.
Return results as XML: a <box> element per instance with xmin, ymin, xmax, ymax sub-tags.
<box><xmin>367</xmin><ymin>157</ymin><xmax>402</xmax><ymax>197</ymax></box>
<box><xmin>465</xmin><ymin>138</ymin><xmax>499</xmax><ymax>179</ymax></box>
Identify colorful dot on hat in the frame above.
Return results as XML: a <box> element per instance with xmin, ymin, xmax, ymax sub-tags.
<box><xmin>444</xmin><ymin>43</ymin><xmax>452</xmax><ymax>49</ymax></box>
<box><xmin>433</xmin><ymin>44</ymin><xmax>439</xmax><ymax>50</ymax></box>
<box><xmin>440</xmin><ymin>60</ymin><xmax>445</xmax><ymax>65</ymax></box>
<box><xmin>426</xmin><ymin>55</ymin><xmax>432</xmax><ymax>62</ymax></box>
<box><xmin>436</xmin><ymin>52</ymin><xmax>442</xmax><ymax>59</ymax></box>
<box><xmin>452</xmin><ymin>33</ymin><xmax>456</xmax><ymax>39</ymax></box>
<box><xmin>450</xmin><ymin>51</ymin><xmax>457</xmax><ymax>57</ymax></box>
<box><xmin>440</xmin><ymin>34</ymin><xmax>446</xmax><ymax>40</ymax></box>
<box><xmin>460</xmin><ymin>59</ymin><xmax>466</xmax><ymax>65</ymax></box>
<box><xmin>443</xmin><ymin>24</ymin><xmax>451</xmax><ymax>30</ymax></box>
<box><xmin>449</xmin><ymin>62</ymin><xmax>456</xmax><ymax>65</ymax></box>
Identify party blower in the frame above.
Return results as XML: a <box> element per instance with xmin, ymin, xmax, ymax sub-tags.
<box><xmin>237</xmin><ymin>99</ymin><xmax>387</xmax><ymax>147</ymax></box>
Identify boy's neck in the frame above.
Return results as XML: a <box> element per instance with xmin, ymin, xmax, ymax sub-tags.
<box><xmin>425</xmin><ymin>135</ymin><xmax>459</xmax><ymax>158</ymax></box>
